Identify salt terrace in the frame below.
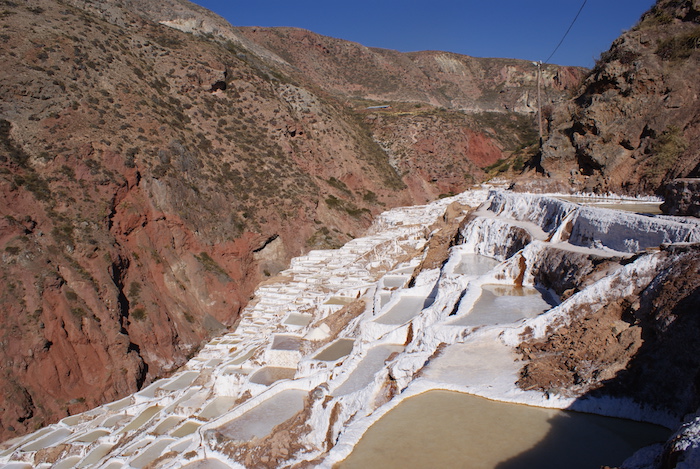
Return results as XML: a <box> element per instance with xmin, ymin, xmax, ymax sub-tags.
<box><xmin>1</xmin><ymin>188</ymin><xmax>698</xmax><ymax>468</ymax></box>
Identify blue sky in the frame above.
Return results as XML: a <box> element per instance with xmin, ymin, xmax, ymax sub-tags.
<box><xmin>191</xmin><ymin>0</ymin><xmax>657</xmax><ymax>67</ymax></box>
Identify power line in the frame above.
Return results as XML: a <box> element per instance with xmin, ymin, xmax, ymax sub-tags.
<box><xmin>543</xmin><ymin>0</ymin><xmax>588</xmax><ymax>64</ymax></box>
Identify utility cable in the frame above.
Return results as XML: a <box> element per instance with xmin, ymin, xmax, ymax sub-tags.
<box><xmin>543</xmin><ymin>0</ymin><xmax>588</xmax><ymax>64</ymax></box>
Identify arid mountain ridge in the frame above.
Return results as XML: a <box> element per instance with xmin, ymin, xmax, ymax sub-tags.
<box><xmin>537</xmin><ymin>0</ymin><xmax>700</xmax><ymax>194</ymax></box>
<box><xmin>0</xmin><ymin>0</ymin><xmax>696</xmax><ymax>442</ymax></box>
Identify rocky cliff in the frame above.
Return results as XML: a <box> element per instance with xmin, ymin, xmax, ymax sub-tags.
<box><xmin>538</xmin><ymin>0</ymin><xmax>700</xmax><ymax>195</ymax></box>
<box><xmin>0</xmin><ymin>0</ymin><xmax>583</xmax><ymax>440</ymax></box>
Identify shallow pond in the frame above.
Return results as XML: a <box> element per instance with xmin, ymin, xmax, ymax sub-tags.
<box><xmin>248</xmin><ymin>366</ymin><xmax>296</xmax><ymax>386</ymax></box>
<box><xmin>271</xmin><ymin>334</ymin><xmax>304</xmax><ymax>351</ymax></box>
<box><xmin>284</xmin><ymin>313</ymin><xmax>313</xmax><ymax>327</ymax></box>
<box><xmin>332</xmin><ymin>344</ymin><xmax>404</xmax><ymax>396</ymax></box>
<box><xmin>314</xmin><ymin>338</ymin><xmax>355</xmax><ymax>362</ymax></box>
<box><xmin>337</xmin><ymin>390</ymin><xmax>671</xmax><ymax>469</ymax></box>
<box><xmin>375</xmin><ymin>296</ymin><xmax>431</xmax><ymax>325</ymax></box>
<box><xmin>451</xmin><ymin>284</ymin><xmax>555</xmax><ymax>327</ymax></box>
<box><xmin>556</xmin><ymin>197</ymin><xmax>662</xmax><ymax>215</ymax></box>
<box><xmin>453</xmin><ymin>253</ymin><xmax>500</xmax><ymax>276</ymax></box>
<box><xmin>215</xmin><ymin>389</ymin><xmax>306</xmax><ymax>441</ymax></box>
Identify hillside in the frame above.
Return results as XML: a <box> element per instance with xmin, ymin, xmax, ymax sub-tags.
<box><xmin>537</xmin><ymin>0</ymin><xmax>700</xmax><ymax>195</ymax></box>
<box><xmin>235</xmin><ymin>26</ymin><xmax>585</xmax><ymax>114</ymax></box>
<box><xmin>0</xmin><ymin>0</ymin><xmax>581</xmax><ymax>439</ymax></box>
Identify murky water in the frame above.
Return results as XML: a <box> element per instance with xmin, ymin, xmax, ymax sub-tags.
<box><xmin>119</xmin><ymin>406</ymin><xmax>162</xmax><ymax>434</ymax></box>
<box><xmin>130</xmin><ymin>438</ymin><xmax>174</xmax><ymax>468</ymax></box>
<box><xmin>74</xmin><ymin>429</ymin><xmax>109</xmax><ymax>443</ymax></box>
<box><xmin>78</xmin><ymin>443</ymin><xmax>114</xmax><ymax>467</ymax></box>
<box><xmin>314</xmin><ymin>338</ymin><xmax>355</xmax><ymax>362</ymax></box>
<box><xmin>271</xmin><ymin>334</ymin><xmax>303</xmax><ymax>351</ymax></box>
<box><xmin>325</xmin><ymin>296</ymin><xmax>356</xmax><ymax>305</ymax></box>
<box><xmin>21</xmin><ymin>428</ymin><xmax>72</xmax><ymax>451</ymax></box>
<box><xmin>180</xmin><ymin>459</ymin><xmax>233</xmax><ymax>469</ymax></box>
<box><xmin>248</xmin><ymin>366</ymin><xmax>296</xmax><ymax>385</ymax></box>
<box><xmin>53</xmin><ymin>456</ymin><xmax>82</xmax><ymax>469</ymax></box>
<box><xmin>284</xmin><ymin>313</ymin><xmax>313</xmax><ymax>327</ymax></box>
<box><xmin>160</xmin><ymin>371</ymin><xmax>200</xmax><ymax>391</ymax></box>
<box><xmin>230</xmin><ymin>348</ymin><xmax>258</xmax><ymax>365</ymax></box>
<box><xmin>171</xmin><ymin>421</ymin><xmax>200</xmax><ymax>437</ymax></box>
<box><xmin>451</xmin><ymin>284</ymin><xmax>555</xmax><ymax>326</ymax></box>
<box><xmin>153</xmin><ymin>416</ymin><xmax>184</xmax><ymax>435</ymax></box>
<box><xmin>338</xmin><ymin>391</ymin><xmax>671</xmax><ymax>469</ymax></box>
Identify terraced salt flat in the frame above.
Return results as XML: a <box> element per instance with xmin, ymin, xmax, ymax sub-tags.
<box><xmin>1</xmin><ymin>188</ymin><xmax>697</xmax><ymax>468</ymax></box>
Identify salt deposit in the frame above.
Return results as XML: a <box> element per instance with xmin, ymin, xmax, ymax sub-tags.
<box><xmin>1</xmin><ymin>188</ymin><xmax>697</xmax><ymax>468</ymax></box>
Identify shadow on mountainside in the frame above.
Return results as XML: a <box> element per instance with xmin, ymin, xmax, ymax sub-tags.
<box><xmin>497</xmin><ymin>245</ymin><xmax>700</xmax><ymax>469</ymax></box>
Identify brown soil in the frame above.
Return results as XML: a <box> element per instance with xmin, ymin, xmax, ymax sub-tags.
<box><xmin>517</xmin><ymin>245</ymin><xmax>700</xmax><ymax>418</ymax></box>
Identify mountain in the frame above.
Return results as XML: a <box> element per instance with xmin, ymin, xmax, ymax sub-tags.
<box><xmin>0</xmin><ymin>0</ymin><xmax>581</xmax><ymax>439</ymax></box>
<box><xmin>537</xmin><ymin>0</ymin><xmax>700</xmax><ymax>195</ymax></box>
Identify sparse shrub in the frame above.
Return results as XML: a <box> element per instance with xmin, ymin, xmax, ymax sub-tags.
<box><xmin>656</xmin><ymin>27</ymin><xmax>700</xmax><ymax>61</ymax></box>
<box><xmin>325</xmin><ymin>195</ymin><xmax>342</xmax><ymax>209</ymax></box>
<box><xmin>132</xmin><ymin>308</ymin><xmax>147</xmax><ymax>321</ymax></box>
<box><xmin>647</xmin><ymin>125</ymin><xmax>688</xmax><ymax>177</ymax></box>
<box><xmin>327</xmin><ymin>177</ymin><xmax>351</xmax><ymax>194</ymax></box>
<box><xmin>363</xmin><ymin>190</ymin><xmax>378</xmax><ymax>203</ymax></box>
<box><xmin>128</xmin><ymin>281</ymin><xmax>141</xmax><ymax>301</ymax></box>
<box><xmin>14</xmin><ymin>172</ymin><xmax>52</xmax><ymax>201</ymax></box>
<box><xmin>195</xmin><ymin>252</ymin><xmax>230</xmax><ymax>279</ymax></box>
<box><xmin>51</xmin><ymin>223</ymin><xmax>75</xmax><ymax>248</ymax></box>
<box><xmin>152</xmin><ymin>34</ymin><xmax>182</xmax><ymax>49</ymax></box>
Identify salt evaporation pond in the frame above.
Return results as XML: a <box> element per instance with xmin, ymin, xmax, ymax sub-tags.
<box><xmin>339</xmin><ymin>390</ymin><xmax>671</xmax><ymax>469</ymax></box>
<box><xmin>382</xmin><ymin>275</ymin><xmax>409</xmax><ymax>289</ymax></box>
<box><xmin>374</xmin><ymin>296</ymin><xmax>432</xmax><ymax>325</ymax></box>
<box><xmin>248</xmin><ymin>366</ymin><xmax>296</xmax><ymax>385</ymax></box>
<box><xmin>214</xmin><ymin>389</ymin><xmax>306</xmax><ymax>441</ymax></box>
<box><xmin>271</xmin><ymin>334</ymin><xmax>303</xmax><ymax>351</ymax></box>
<box><xmin>181</xmin><ymin>459</ymin><xmax>232</xmax><ymax>469</ymax></box>
<box><xmin>556</xmin><ymin>196</ymin><xmax>662</xmax><ymax>215</ymax></box>
<box><xmin>453</xmin><ymin>253</ymin><xmax>500</xmax><ymax>276</ymax></box>
<box><xmin>314</xmin><ymin>338</ymin><xmax>355</xmax><ymax>362</ymax></box>
<box><xmin>333</xmin><ymin>345</ymin><xmax>404</xmax><ymax>396</ymax></box>
<box><xmin>284</xmin><ymin>312</ymin><xmax>313</xmax><ymax>327</ymax></box>
<box><xmin>451</xmin><ymin>284</ymin><xmax>556</xmax><ymax>327</ymax></box>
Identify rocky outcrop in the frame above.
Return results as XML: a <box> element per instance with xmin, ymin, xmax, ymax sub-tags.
<box><xmin>518</xmin><ymin>244</ymin><xmax>700</xmax><ymax>421</ymax></box>
<box><xmin>539</xmin><ymin>0</ymin><xmax>700</xmax><ymax>195</ymax></box>
<box><xmin>661</xmin><ymin>178</ymin><xmax>700</xmax><ymax>216</ymax></box>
